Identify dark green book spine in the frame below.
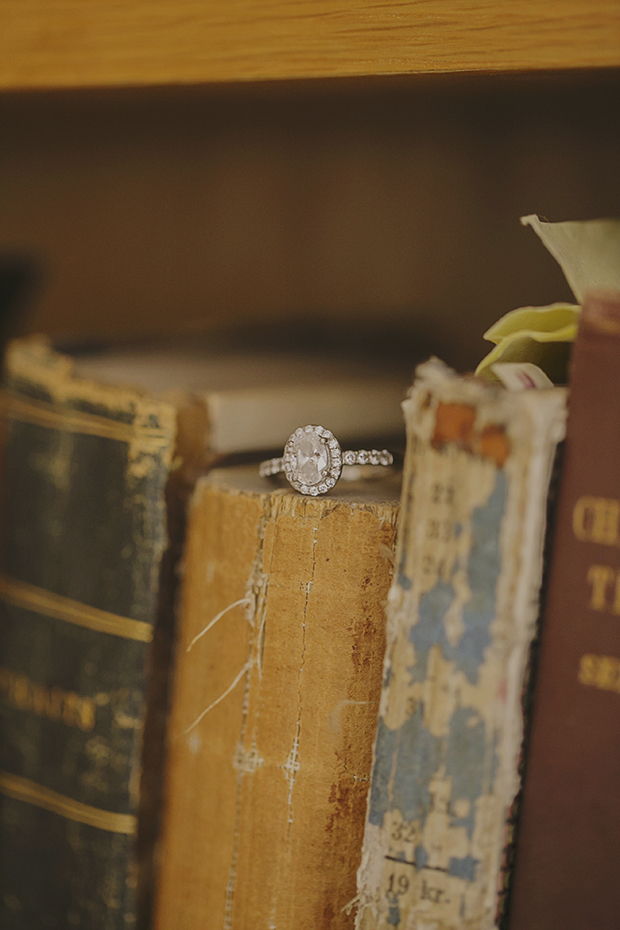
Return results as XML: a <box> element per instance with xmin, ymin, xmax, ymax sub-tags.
<box><xmin>0</xmin><ymin>340</ymin><xmax>175</xmax><ymax>930</ymax></box>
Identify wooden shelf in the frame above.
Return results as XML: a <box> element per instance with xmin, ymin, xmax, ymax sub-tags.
<box><xmin>0</xmin><ymin>1</ymin><xmax>619</xmax><ymax>91</ymax></box>
<box><xmin>1</xmin><ymin>5</ymin><xmax>619</xmax><ymax>370</ymax></box>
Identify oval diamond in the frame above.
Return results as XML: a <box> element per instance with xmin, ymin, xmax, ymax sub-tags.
<box><xmin>291</xmin><ymin>430</ymin><xmax>330</xmax><ymax>487</ymax></box>
<box><xmin>283</xmin><ymin>425</ymin><xmax>343</xmax><ymax>495</ymax></box>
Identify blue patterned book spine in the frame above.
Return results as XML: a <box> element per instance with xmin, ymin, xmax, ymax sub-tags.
<box><xmin>355</xmin><ymin>359</ymin><xmax>566</xmax><ymax>930</ymax></box>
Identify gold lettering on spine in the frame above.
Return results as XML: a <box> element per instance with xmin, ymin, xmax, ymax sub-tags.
<box><xmin>12</xmin><ymin>675</ymin><xmax>30</xmax><ymax>711</ymax></box>
<box><xmin>573</xmin><ymin>497</ymin><xmax>595</xmax><ymax>540</ymax></box>
<box><xmin>0</xmin><ymin>667</ymin><xmax>96</xmax><ymax>731</ymax></box>
<box><xmin>79</xmin><ymin>699</ymin><xmax>96</xmax><ymax>731</ymax></box>
<box><xmin>585</xmin><ymin>565</ymin><xmax>620</xmax><ymax>614</ymax></box>
<box><xmin>587</xmin><ymin>565</ymin><xmax>616</xmax><ymax>610</ymax></box>
<box><xmin>578</xmin><ymin>653</ymin><xmax>597</xmax><ymax>686</ymax></box>
<box><xmin>578</xmin><ymin>653</ymin><xmax>620</xmax><ymax>695</ymax></box>
<box><xmin>573</xmin><ymin>496</ymin><xmax>620</xmax><ymax>546</ymax></box>
<box><xmin>593</xmin><ymin>498</ymin><xmax>620</xmax><ymax>545</ymax></box>
<box><xmin>613</xmin><ymin>574</ymin><xmax>620</xmax><ymax>615</ymax></box>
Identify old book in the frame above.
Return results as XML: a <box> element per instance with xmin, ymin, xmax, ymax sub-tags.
<box><xmin>0</xmin><ymin>335</ymin><xmax>407</xmax><ymax>930</ymax></box>
<box><xmin>154</xmin><ymin>465</ymin><xmax>400</xmax><ymax>930</ymax></box>
<box><xmin>508</xmin><ymin>291</ymin><xmax>620</xmax><ymax>930</ymax></box>
<box><xmin>354</xmin><ymin>358</ymin><xmax>566</xmax><ymax>930</ymax></box>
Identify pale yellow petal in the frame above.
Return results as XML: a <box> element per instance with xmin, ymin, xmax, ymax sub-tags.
<box><xmin>483</xmin><ymin>303</ymin><xmax>580</xmax><ymax>345</ymax></box>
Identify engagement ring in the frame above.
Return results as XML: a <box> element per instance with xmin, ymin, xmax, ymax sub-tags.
<box><xmin>259</xmin><ymin>425</ymin><xmax>394</xmax><ymax>496</ymax></box>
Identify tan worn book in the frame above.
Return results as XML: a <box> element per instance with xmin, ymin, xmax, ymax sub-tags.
<box><xmin>0</xmin><ymin>336</ymin><xmax>406</xmax><ymax>930</ymax></box>
<box><xmin>154</xmin><ymin>465</ymin><xmax>400</xmax><ymax>930</ymax></box>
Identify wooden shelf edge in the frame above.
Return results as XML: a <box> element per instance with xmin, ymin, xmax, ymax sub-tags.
<box><xmin>0</xmin><ymin>0</ymin><xmax>619</xmax><ymax>91</ymax></box>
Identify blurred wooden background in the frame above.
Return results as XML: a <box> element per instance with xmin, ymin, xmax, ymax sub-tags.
<box><xmin>1</xmin><ymin>69</ymin><xmax>619</xmax><ymax>371</ymax></box>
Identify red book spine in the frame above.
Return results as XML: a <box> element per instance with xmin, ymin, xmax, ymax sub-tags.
<box><xmin>509</xmin><ymin>291</ymin><xmax>620</xmax><ymax>930</ymax></box>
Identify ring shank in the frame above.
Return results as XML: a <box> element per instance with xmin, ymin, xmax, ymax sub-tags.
<box><xmin>259</xmin><ymin>449</ymin><xmax>393</xmax><ymax>478</ymax></box>
<box><xmin>258</xmin><ymin>456</ymin><xmax>284</xmax><ymax>478</ymax></box>
<box><xmin>342</xmin><ymin>449</ymin><xmax>393</xmax><ymax>467</ymax></box>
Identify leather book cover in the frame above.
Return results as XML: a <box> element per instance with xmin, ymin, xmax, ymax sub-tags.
<box><xmin>509</xmin><ymin>291</ymin><xmax>620</xmax><ymax>930</ymax></box>
<box><xmin>0</xmin><ymin>338</ymin><xmax>177</xmax><ymax>929</ymax></box>
<box><xmin>154</xmin><ymin>465</ymin><xmax>400</xmax><ymax>930</ymax></box>
<box><xmin>354</xmin><ymin>359</ymin><xmax>567</xmax><ymax>930</ymax></box>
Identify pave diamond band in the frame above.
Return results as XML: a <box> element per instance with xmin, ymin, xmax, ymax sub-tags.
<box><xmin>259</xmin><ymin>425</ymin><xmax>394</xmax><ymax>496</ymax></box>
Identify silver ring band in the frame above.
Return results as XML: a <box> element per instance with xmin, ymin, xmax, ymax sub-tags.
<box><xmin>259</xmin><ymin>425</ymin><xmax>394</xmax><ymax>496</ymax></box>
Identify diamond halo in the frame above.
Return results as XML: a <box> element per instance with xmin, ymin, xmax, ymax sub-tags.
<box><xmin>284</xmin><ymin>425</ymin><xmax>342</xmax><ymax>496</ymax></box>
<box><xmin>258</xmin><ymin>425</ymin><xmax>394</xmax><ymax>496</ymax></box>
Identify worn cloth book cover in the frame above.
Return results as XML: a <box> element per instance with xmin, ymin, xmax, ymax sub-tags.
<box><xmin>154</xmin><ymin>465</ymin><xmax>400</xmax><ymax>930</ymax></box>
<box><xmin>354</xmin><ymin>358</ymin><xmax>566</xmax><ymax>930</ymax></box>
<box><xmin>0</xmin><ymin>338</ymin><xmax>176</xmax><ymax>930</ymax></box>
<box><xmin>0</xmin><ymin>336</ymin><xmax>407</xmax><ymax>930</ymax></box>
<box><xmin>508</xmin><ymin>291</ymin><xmax>620</xmax><ymax>930</ymax></box>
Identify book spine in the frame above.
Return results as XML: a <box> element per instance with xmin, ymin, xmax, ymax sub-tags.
<box><xmin>508</xmin><ymin>292</ymin><xmax>620</xmax><ymax>930</ymax></box>
<box><xmin>355</xmin><ymin>359</ymin><xmax>566</xmax><ymax>930</ymax></box>
<box><xmin>154</xmin><ymin>469</ymin><xmax>399</xmax><ymax>930</ymax></box>
<box><xmin>0</xmin><ymin>339</ymin><xmax>175</xmax><ymax>929</ymax></box>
